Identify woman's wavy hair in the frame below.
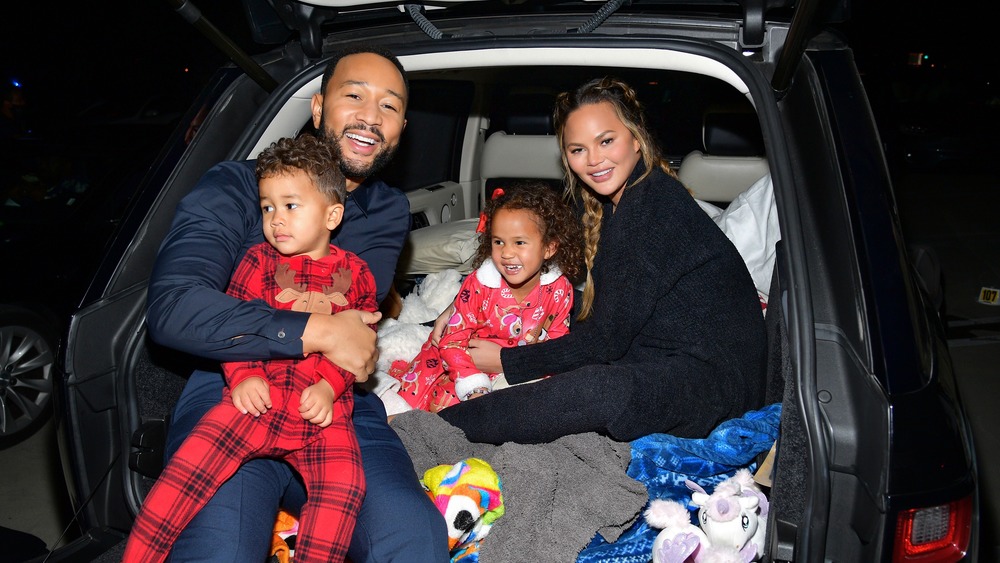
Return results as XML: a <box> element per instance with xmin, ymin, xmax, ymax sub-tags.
<box><xmin>553</xmin><ymin>77</ymin><xmax>678</xmax><ymax>320</ymax></box>
<box><xmin>472</xmin><ymin>182</ymin><xmax>584</xmax><ymax>283</ymax></box>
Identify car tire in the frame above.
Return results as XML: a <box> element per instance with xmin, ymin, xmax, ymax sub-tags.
<box><xmin>0</xmin><ymin>306</ymin><xmax>59</xmax><ymax>445</ymax></box>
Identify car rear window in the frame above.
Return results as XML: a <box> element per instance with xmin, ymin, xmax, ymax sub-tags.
<box><xmin>379</xmin><ymin>66</ymin><xmax>755</xmax><ymax>191</ymax></box>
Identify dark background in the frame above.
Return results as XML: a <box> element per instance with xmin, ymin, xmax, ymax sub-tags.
<box><xmin>1</xmin><ymin>1</ymin><xmax>254</xmax><ymax>132</ymax></box>
<box><xmin>1</xmin><ymin>1</ymin><xmax>994</xmax><ymax>132</ymax></box>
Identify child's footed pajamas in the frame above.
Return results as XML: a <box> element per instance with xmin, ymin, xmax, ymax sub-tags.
<box><xmin>122</xmin><ymin>384</ymin><xmax>364</xmax><ymax>563</ymax></box>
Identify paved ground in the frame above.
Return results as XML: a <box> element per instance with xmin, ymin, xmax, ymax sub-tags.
<box><xmin>0</xmin><ymin>417</ymin><xmax>75</xmax><ymax>557</ymax></box>
<box><xmin>895</xmin><ymin>169</ymin><xmax>1000</xmax><ymax>562</ymax></box>
<box><xmin>0</xmin><ymin>170</ymin><xmax>997</xmax><ymax>561</ymax></box>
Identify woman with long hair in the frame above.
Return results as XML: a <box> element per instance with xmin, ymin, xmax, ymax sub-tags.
<box><xmin>438</xmin><ymin>77</ymin><xmax>767</xmax><ymax>445</ymax></box>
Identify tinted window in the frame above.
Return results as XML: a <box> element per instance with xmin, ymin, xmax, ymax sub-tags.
<box><xmin>480</xmin><ymin>67</ymin><xmax>754</xmax><ymax>162</ymax></box>
<box><xmin>379</xmin><ymin>80</ymin><xmax>474</xmax><ymax>191</ymax></box>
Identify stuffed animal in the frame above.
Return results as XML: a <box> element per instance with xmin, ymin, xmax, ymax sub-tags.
<box><xmin>422</xmin><ymin>457</ymin><xmax>505</xmax><ymax>563</ymax></box>
<box><xmin>264</xmin><ymin>458</ymin><xmax>504</xmax><ymax>563</ymax></box>
<box><xmin>691</xmin><ymin>469</ymin><xmax>768</xmax><ymax>558</ymax></box>
<box><xmin>361</xmin><ymin>269</ymin><xmax>464</xmax><ymax>416</ymax></box>
<box><xmin>645</xmin><ymin>497</ymin><xmax>709</xmax><ymax>563</ymax></box>
<box><xmin>646</xmin><ymin>469</ymin><xmax>767</xmax><ymax>563</ymax></box>
<box><xmin>269</xmin><ymin>509</ymin><xmax>300</xmax><ymax>563</ymax></box>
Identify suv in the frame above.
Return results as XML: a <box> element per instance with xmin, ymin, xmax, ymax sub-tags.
<box><xmin>51</xmin><ymin>0</ymin><xmax>979</xmax><ymax>561</ymax></box>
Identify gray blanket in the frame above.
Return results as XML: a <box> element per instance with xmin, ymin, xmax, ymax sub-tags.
<box><xmin>390</xmin><ymin>410</ymin><xmax>648</xmax><ymax>562</ymax></box>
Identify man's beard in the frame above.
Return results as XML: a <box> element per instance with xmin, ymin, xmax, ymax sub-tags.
<box><xmin>318</xmin><ymin>118</ymin><xmax>398</xmax><ymax>179</ymax></box>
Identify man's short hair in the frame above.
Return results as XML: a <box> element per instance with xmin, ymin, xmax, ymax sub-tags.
<box><xmin>319</xmin><ymin>44</ymin><xmax>409</xmax><ymax>101</ymax></box>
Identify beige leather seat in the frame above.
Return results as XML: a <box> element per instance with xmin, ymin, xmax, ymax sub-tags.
<box><xmin>678</xmin><ymin>111</ymin><xmax>769</xmax><ymax>204</ymax></box>
<box><xmin>398</xmin><ymin>131</ymin><xmax>563</xmax><ymax>276</ymax></box>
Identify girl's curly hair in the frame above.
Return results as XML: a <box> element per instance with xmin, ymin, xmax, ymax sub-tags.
<box><xmin>472</xmin><ymin>182</ymin><xmax>584</xmax><ymax>283</ymax></box>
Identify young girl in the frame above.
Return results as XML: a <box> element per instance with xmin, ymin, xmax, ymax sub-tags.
<box><xmin>437</xmin><ymin>77</ymin><xmax>767</xmax><ymax>445</ymax></box>
<box><xmin>391</xmin><ymin>183</ymin><xmax>583</xmax><ymax>413</ymax></box>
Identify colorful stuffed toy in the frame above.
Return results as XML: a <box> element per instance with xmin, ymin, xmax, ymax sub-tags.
<box><xmin>645</xmin><ymin>498</ymin><xmax>709</xmax><ymax>563</ymax></box>
<box><xmin>422</xmin><ymin>457</ymin><xmax>505</xmax><ymax>563</ymax></box>
<box><xmin>265</xmin><ymin>458</ymin><xmax>504</xmax><ymax>563</ymax></box>
<box><xmin>269</xmin><ymin>509</ymin><xmax>300</xmax><ymax>563</ymax></box>
<box><xmin>646</xmin><ymin>469</ymin><xmax>768</xmax><ymax>563</ymax></box>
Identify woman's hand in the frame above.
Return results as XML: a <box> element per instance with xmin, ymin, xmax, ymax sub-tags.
<box><xmin>302</xmin><ymin>309</ymin><xmax>382</xmax><ymax>382</ymax></box>
<box><xmin>468</xmin><ymin>338</ymin><xmax>504</xmax><ymax>374</ymax></box>
<box><xmin>232</xmin><ymin>377</ymin><xmax>271</xmax><ymax>416</ymax></box>
<box><xmin>431</xmin><ymin>304</ymin><xmax>456</xmax><ymax>345</ymax></box>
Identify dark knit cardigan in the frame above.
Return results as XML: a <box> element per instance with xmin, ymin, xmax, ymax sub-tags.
<box><xmin>441</xmin><ymin>163</ymin><xmax>767</xmax><ymax>442</ymax></box>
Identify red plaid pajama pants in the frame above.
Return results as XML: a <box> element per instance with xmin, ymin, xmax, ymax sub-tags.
<box><xmin>122</xmin><ymin>384</ymin><xmax>364</xmax><ymax>563</ymax></box>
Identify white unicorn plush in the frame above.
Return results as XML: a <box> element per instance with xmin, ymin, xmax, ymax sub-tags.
<box><xmin>647</xmin><ymin>469</ymin><xmax>768</xmax><ymax>563</ymax></box>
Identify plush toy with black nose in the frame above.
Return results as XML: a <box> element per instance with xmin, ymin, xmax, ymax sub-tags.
<box><xmin>422</xmin><ymin>457</ymin><xmax>505</xmax><ymax>562</ymax></box>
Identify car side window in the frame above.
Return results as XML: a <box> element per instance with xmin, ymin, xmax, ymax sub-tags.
<box><xmin>379</xmin><ymin>79</ymin><xmax>475</xmax><ymax>192</ymax></box>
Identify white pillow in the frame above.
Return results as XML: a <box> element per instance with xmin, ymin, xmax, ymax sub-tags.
<box><xmin>713</xmin><ymin>174</ymin><xmax>780</xmax><ymax>298</ymax></box>
<box><xmin>397</xmin><ymin>218</ymin><xmax>479</xmax><ymax>276</ymax></box>
<box><xmin>696</xmin><ymin>198</ymin><xmax>724</xmax><ymax>220</ymax></box>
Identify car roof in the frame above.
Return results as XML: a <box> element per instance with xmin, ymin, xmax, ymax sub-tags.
<box><xmin>242</xmin><ymin>0</ymin><xmax>846</xmax><ymax>48</ymax></box>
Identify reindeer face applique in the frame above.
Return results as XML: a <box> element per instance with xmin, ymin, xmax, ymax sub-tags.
<box><xmin>274</xmin><ymin>262</ymin><xmax>352</xmax><ymax>314</ymax></box>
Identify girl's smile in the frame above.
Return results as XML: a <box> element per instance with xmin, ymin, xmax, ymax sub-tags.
<box><xmin>490</xmin><ymin>208</ymin><xmax>556</xmax><ymax>302</ymax></box>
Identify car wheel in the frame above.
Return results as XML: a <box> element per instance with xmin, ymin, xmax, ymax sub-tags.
<box><xmin>0</xmin><ymin>306</ymin><xmax>58</xmax><ymax>442</ymax></box>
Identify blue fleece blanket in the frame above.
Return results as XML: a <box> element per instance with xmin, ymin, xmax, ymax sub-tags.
<box><xmin>576</xmin><ymin>403</ymin><xmax>782</xmax><ymax>563</ymax></box>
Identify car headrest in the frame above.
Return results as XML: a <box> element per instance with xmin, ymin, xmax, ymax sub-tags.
<box><xmin>702</xmin><ymin>112</ymin><xmax>765</xmax><ymax>156</ymax></box>
<box><xmin>679</xmin><ymin>111</ymin><xmax>768</xmax><ymax>203</ymax></box>
<box><xmin>492</xmin><ymin>92</ymin><xmax>556</xmax><ymax>135</ymax></box>
<box><xmin>481</xmin><ymin>131</ymin><xmax>564</xmax><ymax>181</ymax></box>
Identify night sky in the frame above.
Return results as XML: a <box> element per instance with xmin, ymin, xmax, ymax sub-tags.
<box><xmin>2</xmin><ymin>0</ymin><xmax>254</xmax><ymax>130</ymax></box>
<box><xmin>843</xmin><ymin>2</ymin><xmax>991</xmax><ymax>75</ymax></box>
<box><xmin>1</xmin><ymin>0</ymin><xmax>988</xmax><ymax>136</ymax></box>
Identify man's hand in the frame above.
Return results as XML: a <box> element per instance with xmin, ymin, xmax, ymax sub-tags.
<box><xmin>430</xmin><ymin>304</ymin><xmax>456</xmax><ymax>346</ymax></box>
<box><xmin>302</xmin><ymin>309</ymin><xmax>382</xmax><ymax>382</ymax></box>
<box><xmin>232</xmin><ymin>377</ymin><xmax>272</xmax><ymax>416</ymax></box>
<box><xmin>300</xmin><ymin>379</ymin><xmax>335</xmax><ymax>427</ymax></box>
<box><xmin>468</xmin><ymin>338</ymin><xmax>504</xmax><ymax>374</ymax></box>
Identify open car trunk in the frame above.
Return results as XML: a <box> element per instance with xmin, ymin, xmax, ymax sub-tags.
<box><xmin>53</xmin><ymin>1</ymin><xmax>977</xmax><ymax>562</ymax></box>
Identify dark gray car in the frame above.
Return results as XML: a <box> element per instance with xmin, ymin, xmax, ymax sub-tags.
<box><xmin>49</xmin><ymin>1</ymin><xmax>980</xmax><ymax>561</ymax></box>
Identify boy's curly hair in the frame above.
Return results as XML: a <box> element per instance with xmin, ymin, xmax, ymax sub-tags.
<box><xmin>472</xmin><ymin>182</ymin><xmax>584</xmax><ymax>282</ymax></box>
<box><xmin>255</xmin><ymin>135</ymin><xmax>347</xmax><ymax>204</ymax></box>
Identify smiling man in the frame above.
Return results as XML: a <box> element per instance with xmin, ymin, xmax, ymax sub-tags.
<box><xmin>314</xmin><ymin>51</ymin><xmax>408</xmax><ymax>184</ymax></box>
<box><xmin>145</xmin><ymin>45</ymin><xmax>449</xmax><ymax>563</ymax></box>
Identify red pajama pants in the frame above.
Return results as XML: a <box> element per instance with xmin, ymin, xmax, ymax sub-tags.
<box><xmin>122</xmin><ymin>383</ymin><xmax>364</xmax><ymax>563</ymax></box>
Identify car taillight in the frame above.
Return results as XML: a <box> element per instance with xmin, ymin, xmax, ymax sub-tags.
<box><xmin>892</xmin><ymin>495</ymin><xmax>972</xmax><ymax>563</ymax></box>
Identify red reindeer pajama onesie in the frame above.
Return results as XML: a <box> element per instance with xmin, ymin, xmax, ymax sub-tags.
<box><xmin>124</xmin><ymin>243</ymin><xmax>376</xmax><ymax>563</ymax></box>
<box><xmin>393</xmin><ymin>261</ymin><xmax>573</xmax><ymax>412</ymax></box>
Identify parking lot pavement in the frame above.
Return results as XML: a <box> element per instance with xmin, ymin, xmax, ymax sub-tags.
<box><xmin>895</xmin><ymin>169</ymin><xmax>1000</xmax><ymax>562</ymax></box>
<box><xmin>0</xmin><ymin>416</ymin><xmax>75</xmax><ymax>555</ymax></box>
<box><xmin>949</xmin><ymin>343</ymin><xmax>1000</xmax><ymax>562</ymax></box>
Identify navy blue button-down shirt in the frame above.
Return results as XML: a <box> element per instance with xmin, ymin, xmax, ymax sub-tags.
<box><xmin>146</xmin><ymin>160</ymin><xmax>410</xmax><ymax>362</ymax></box>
